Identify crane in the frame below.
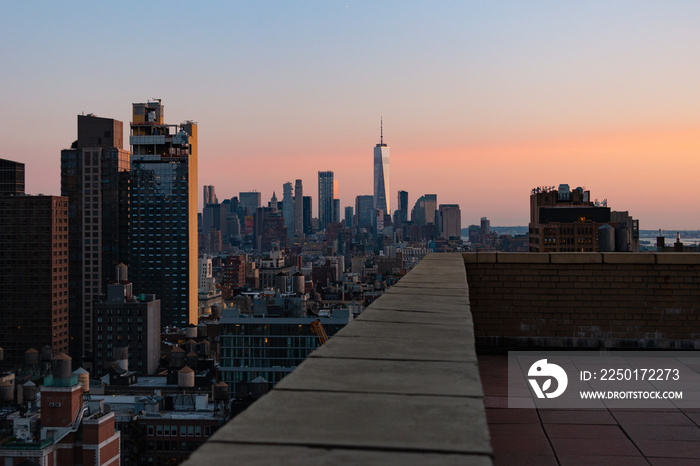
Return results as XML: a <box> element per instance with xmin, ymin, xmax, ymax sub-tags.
<box><xmin>310</xmin><ymin>319</ymin><xmax>329</xmax><ymax>345</ymax></box>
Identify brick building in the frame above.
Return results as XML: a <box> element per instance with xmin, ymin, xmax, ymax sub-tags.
<box><xmin>0</xmin><ymin>162</ymin><xmax>69</xmax><ymax>368</ymax></box>
<box><xmin>528</xmin><ymin>184</ymin><xmax>639</xmax><ymax>252</ymax></box>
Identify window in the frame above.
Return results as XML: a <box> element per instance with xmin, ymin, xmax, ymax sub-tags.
<box><xmin>147</xmin><ymin>425</ymin><xmax>154</xmax><ymax>436</ymax></box>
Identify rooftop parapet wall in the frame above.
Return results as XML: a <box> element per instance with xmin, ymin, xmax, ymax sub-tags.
<box><xmin>464</xmin><ymin>252</ymin><xmax>700</xmax><ymax>349</ymax></box>
<box><xmin>185</xmin><ymin>253</ymin><xmax>493</xmax><ymax>465</ymax></box>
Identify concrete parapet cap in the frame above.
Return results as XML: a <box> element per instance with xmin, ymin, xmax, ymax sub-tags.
<box><xmin>550</xmin><ymin>253</ymin><xmax>602</xmax><ymax>264</ymax></box>
<box><xmin>463</xmin><ymin>253</ymin><xmax>478</xmax><ymax>263</ymax></box>
<box><xmin>655</xmin><ymin>253</ymin><xmax>700</xmax><ymax>265</ymax></box>
<box><xmin>476</xmin><ymin>253</ymin><xmax>497</xmax><ymax>263</ymax></box>
<box><xmin>497</xmin><ymin>253</ymin><xmax>549</xmax><ymax>263</ymax></box>
<box><xmin>602</xmin><ymin>253</ymin><xmax>655</xmax><ymax>264</ymax></box>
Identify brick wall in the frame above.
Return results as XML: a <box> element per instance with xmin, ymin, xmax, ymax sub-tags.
<box><xmin>464</xmin><ymin>253</ymin><xmax>700</xmax><ymax>349</ymax></box>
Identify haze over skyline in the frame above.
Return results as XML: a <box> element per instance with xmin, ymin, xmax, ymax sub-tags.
<box><xmin>3</xmin><ymin>1</ymin><xmax>700</xmax><ymax>230</ymax></box>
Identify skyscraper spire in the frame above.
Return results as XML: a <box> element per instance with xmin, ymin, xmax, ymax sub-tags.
<box><xmin>380</xmin><ymin>117</ymin><xmax>383</xmax><ymax>145</ymax></box>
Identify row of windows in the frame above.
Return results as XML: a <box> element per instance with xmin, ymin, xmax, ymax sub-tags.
<box><xmin>147</xmin><ymin>424</ymin><xmax>210</xmax><ymax>437</ymax></box>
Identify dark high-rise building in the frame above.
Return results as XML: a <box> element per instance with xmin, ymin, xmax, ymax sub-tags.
<box><xmin>0</xmin><ymin>158</ymin><xmax>25</xmax><ymax>195</ymax></box>
<box><xmin>411</xmin><ymin>194</ymin><xmax>437</xmax><ymax>228</ymax></box>
<box><xmin>282</xmin><ymin>182</ymin><xmax>293</xmax><ymax>239</ymax></box>
<box><xmin>355</xmin><ymin>195</ymin><xmax>374</xmax><ymax>234</ymax></box>
<box><xmin>61</xmin><ymin>114</ymin><xmax>130</xmax><ymax>365</ymax></box>
<box><xmin>344</xmin><ymin>206</ymin><xmax>354</xmax><ymax>229</ymax></box>
<box><xmin>203</xmin><ymin>202</ymin><xmax>227</xmax><ymax>237</ymax></box>
<box><xmin>130</xmin><ymin>100</ymin><xmax>198</xmax><ymax>327</ymax></box>
<box><xmin>424</xmin><ymin>194</ymin><xmax>438</xmax><ymax>226</ymax></box>
<box><xmin>239</xmin><ymin>191</ymin><xmax>261</xmax><ymax>216</ymax></box>
<box><xmin>395</xmin><ymin>190</ymin><xmax>408</xmax><ymax>227</ymax></box>
<box><xmin>318</xmin><ymin>171</ymin><xmax>334</xmax><ymax>230</ymax></box>
<box><xmin>302</xmin><ymin>195</ymin><xmax>312</xmax><ymax>234</ymax></box>
<box><xmin>293</xmin><ymin>179</ymin><xmax>304</xmax><ymax>239</ymax></box>
<box><xmin>255</xmin><ymin>207</ymin><xmax>288</xmax><ymax>252</ymax></box>
<box><xmin>438</xmin><ymin>204</ymin><xmax>462</xmax><ymax>240</ymax></box>
<box><xmin>411</xmin><ymin>195</ymin><xmax>426</xmax><ymax>225</ymax></box>
<box><xmin>0</xmin><ymin>188</ymin><xmax>69</xmax><ymax>368</ymax></box>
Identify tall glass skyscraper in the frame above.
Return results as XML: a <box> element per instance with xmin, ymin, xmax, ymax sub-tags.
<box><xmin>373</xmin><ymin>121</ymin><xmax>390</xmax><ymax>215</ymax></box>
<box><xmin>130</xmin><ymin>100</ymin><xmax>198</xmax><ymax>327</ymax></box>
<box><xmin>294</xmin><ymin>179</ymin><xmax>304</xmax><ymax>239</ymax></box>
<box><xmin>318</xmin><ymin>171</ymin><xmax>334</xmax><ymax>230</ymax></box>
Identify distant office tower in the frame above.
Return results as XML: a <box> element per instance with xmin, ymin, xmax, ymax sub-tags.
<box><xmin>61</xmin><ymin>114</ymin><xmax>130</xmax><ymax>364</ymax></box>
<box><xmin>255</xmin><ymin>206</ymin><xmax>288</xmax><ymax>252</ymax></box>
<box><xmin>411</xmin><ymin>195</ymin><xmax>426</xmax><ymax>225</ymax></box>
<box><xmin>373</xmin><ymin>120</ymin><xmax>390</xmax><ymax>215</ymax></box>
<box><xmin>282</xmin><ymin>182</ymin><xmax>293</xmax><ymax>234</ymax></box>
<box><xmin>130</xmin><ymin>100</ymin><xmax>198</xmax><ymax>327</ymax></box>
<box><xmin>0</xmin><ymin>157</ymin><xmax>25</xmax><ymax>195</ymax></box>
<box><xmin>302</xmin><ymin>195</ymin><xmax>312</xmax><ymax>234</ymax></box>
<box><xmin>480</xmin><ymin>217</ymin><xmax>491</xmax><ymax>236</ymax></box>
<box><xmin>529</xmin><ymin>184</ymin><xmax>639</xmax><ymax>252</ymax></box>
<box><xmin>239</xmin><ymin>191</ymin><xmax>261</xmax><ymax>216</ymax></box>
<box><xmin>439</xmin><ymin>204</ymin><xmax>462</xmax><ymax>239</ymax></box>
<box><xmin>355</xmin><ymin>195</ymin><xmax>374</xmax><ymax>233</ymax></box>
<box><xmin>203</xmin><ymin>185</ymin><xmax>217</xmax><ymax>205</ymax></box>
<box><xmin>333</xmin><ymin>199</ymin><xmax>341</xmax><ymax>224</ymax></box>
<box><xmin>318</xmin><ymin>171</ymin><xmax>335</xmax><ymax>230</ymax></box>
<box><xmin>344</xmin><ymin>206</ymin><xmax>354</xmax><ymax>229</ymax></box>
<box><xmin>0</xmin><ymin>168</ymin><xmax>68</xmax><ymax>368</ymax></box>
<box><xmin>480</xmin><ymin>217</ymin><xmax>491</xmax><ymax>244</ymax></box>
<box><xmin>93</xmin><ymin>265</ymin><xmax>160</xmax><ymax>376</ymax></box>
<box><xmin>294</xmin><ymin>179</ymin><xmax>304</xmax><ymax>239</ymax></box>
<box><xmin>203</xmin><ymin>202</ymin><xmax>227</xmax><ymax>239</ymax></box>
<box><xmin>424</xmin><ymin>194</ymin><xmax>437</xmax><ymax>226</ymax></box>
<box><xmin>333</xmin><ymin>179</ymin><xmax>340</xmax><ymax>224</ymax></box>
<box><xmin>395</xmin><ymin>190</ymin><xmax>408</xmax><ymax>227</ymax></box>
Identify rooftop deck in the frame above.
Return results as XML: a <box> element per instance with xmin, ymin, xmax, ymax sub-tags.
<box><xmin>185</xmin><ymin>252</ymin><xmax>700</xmax><ymax>465</ymax></box>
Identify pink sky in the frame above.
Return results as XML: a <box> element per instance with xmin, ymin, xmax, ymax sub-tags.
<box><xmin>4</xmin><ymin>2</ymin><xmax>700</xmax><ymax>230</ymax></box>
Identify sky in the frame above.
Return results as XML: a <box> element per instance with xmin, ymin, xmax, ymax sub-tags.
<box><xmin>2</xmin><ymin>1</ymin><xmax>700</xmax><ymax>230</ymax></box>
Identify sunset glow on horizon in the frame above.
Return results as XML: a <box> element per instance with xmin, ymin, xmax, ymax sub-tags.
<box><xmin>3</xmin><ymin>1</ymin><xmax>700</xmax><ymax>229</ymax></box>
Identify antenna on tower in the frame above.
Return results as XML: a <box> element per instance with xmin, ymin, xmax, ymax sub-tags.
<box><xmin>380</xmin><ymin>117</ymin><xmax>383</xmax><ymax>145</ymax></box>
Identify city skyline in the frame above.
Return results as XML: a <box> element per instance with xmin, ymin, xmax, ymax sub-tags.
<box><xmin>3</xmin><ymin>2</ymin><xmax>700</xmax><ymax>229</ymax></box>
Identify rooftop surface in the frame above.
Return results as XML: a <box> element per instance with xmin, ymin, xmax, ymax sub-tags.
<box><xmin>480</xmin><ymin>354</ymin><xmax>700</xmax><ymax>465</ymax></box>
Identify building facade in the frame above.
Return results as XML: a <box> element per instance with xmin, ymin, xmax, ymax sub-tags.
<box><xmin>355</xmin><ymin>195</ymin><xmax>374</xmax><ymax>234</ymax></box>
<box><xmin>528</xmin><ymin>184</ymin><xmax>639</xmax><ymax>252</ymax></box>
<box><xmin>219</xmin><ymin>306</ymin><xmax>351</xmax><ymax>393</ymax></box>
<box><xmin>318</xmin><ymin>171</ymin><xmax>334</xmax><ymax>231</ymax></box>
<box><xmin>130</xmin><ymin>100</ymin><xmax>198</xmax><ymax>327</ymax></box>
<box><xmin>293</xmin><ymin>179</ymin><xmax>304</xmax><ymax>239</ymax></box>
<box><xmin>438</xmin><ymin>204</ymin><xmax>461</xmax><ymax>240</ymax></box>
<box><xmin>0</xmin><ymin>158</ymin><xmax>25</xmax><ymax>195</ymax></box>
<box><xmin>93</xmin><ymin>274</ymin><xmax>161</xmax><ymax>377</ymax></box>
<box><xmin>61</xmin><ymin>114</ymin><xmax>131</xmax><ymax>364</ymax></box>
<box><xmin>0</xmin><ymin>190</ymin><xmax>69</xmax><ymax>368</ymax></box>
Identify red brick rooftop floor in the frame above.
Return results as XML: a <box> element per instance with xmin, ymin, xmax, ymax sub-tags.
<box><xmin>479</xmin><ymin>354</ymin><xmax>700</xmax><ymax>466</ymax></box>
